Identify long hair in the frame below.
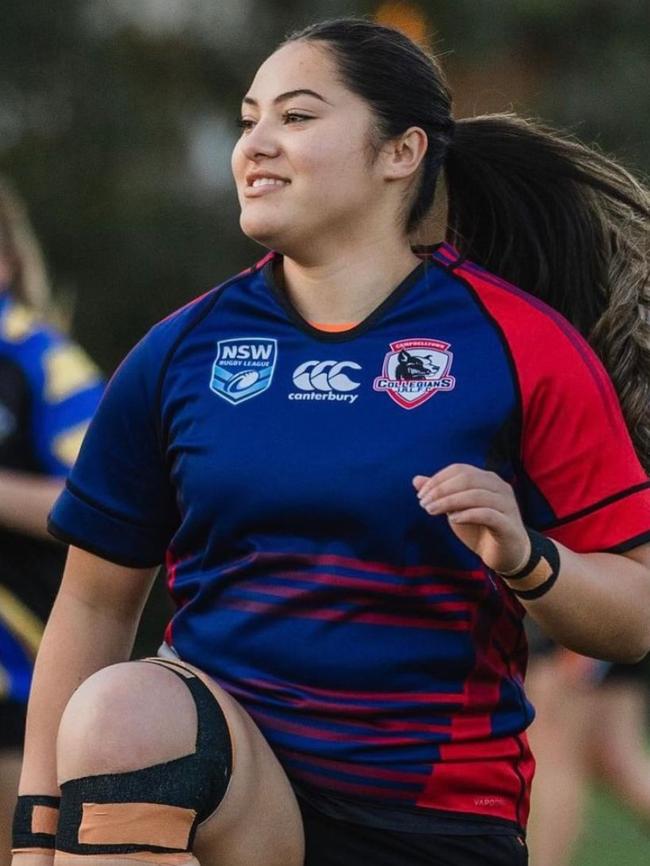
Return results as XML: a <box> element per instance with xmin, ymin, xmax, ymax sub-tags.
<box><xmin>0</xmin><ymin>176</ymin><xmax>52</xmax><ymax>313</ymax></box>
<box><xmin>285</xmin><ymin>19</ymin><xmax>650</xmax><ymax>471</ymax></box>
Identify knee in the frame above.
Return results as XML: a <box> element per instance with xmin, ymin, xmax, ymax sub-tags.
<box><xmin>57</xmin><ymin>660</ymin><xmax>198</xmax><ymax>783</ymax></box>
<box><xmin>54</xmin><ymin>661</ymin><xmax>233</xmax><ymax>858</ymax></box>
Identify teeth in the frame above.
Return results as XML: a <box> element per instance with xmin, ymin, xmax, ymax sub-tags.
<box><xmin>251</xmin><ymin>177</ymin><xmax>287</xmax><ymax>188</ymax></box>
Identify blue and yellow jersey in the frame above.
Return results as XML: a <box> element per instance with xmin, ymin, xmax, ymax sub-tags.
<box><xmin>0</xmin><ymin>291</ymin><xmax>104</xmax><ymax>704</ymax></box>
<box><xmin>49</xmin><ymin>245</ymin><xmax>650</xmax><ymax>829</ymax></box>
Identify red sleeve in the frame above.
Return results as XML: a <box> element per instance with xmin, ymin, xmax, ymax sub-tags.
<box><xmin>458</xmin><ymin>262</ymin><xmax>650</xmax><ymax>553</ymax></box>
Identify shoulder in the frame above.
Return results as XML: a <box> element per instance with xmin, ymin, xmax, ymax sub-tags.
<box><xmin>141</xmin><ymin>254</ymin><xmax>272</xmax><ymax>358</ymax></box>
<box><xmin>436</xmin><ymin>250</ymin><xmax>579</xmax><ymax>345</ymax></box>
<box><xmin>434</xmin><ymin>248</ymin><xmax>610</xmax><ymax>394</ymax></box>
<box><xmin>107</xmin><ymin>255</ymin><xmax>272</xmax><ymax>400</ymax></box>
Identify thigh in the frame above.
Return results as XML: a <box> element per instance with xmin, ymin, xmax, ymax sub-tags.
<box><xmin>163</xmin><ymin>660</ymin><xmax>304</xmax><ymax>866</ymax></box>
<box><xmin>56</xmin><ymin>657</ymin><xmax>303</xmax><ymax>866</ymax></box>
<box><xmin>300</xmin><ymin>799</ymin><xmax>527</xmax><ymax>866</ymax></box>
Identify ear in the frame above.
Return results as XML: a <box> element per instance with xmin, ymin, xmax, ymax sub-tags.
<box><xmin>382</xmin><ymin>127</ymin><xmax>428</xmax><ymax>182</ymax></box>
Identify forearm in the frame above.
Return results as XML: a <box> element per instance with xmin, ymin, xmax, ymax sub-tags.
<box><xmin>513</xmin><ymin>544</ymin><xmax>650</xmax><ymax>662</ymax></box>
<box><xmin>413</xmin><ymin>466</ymin><xmax>650</xmax><ymax>663</ymax></box>
<box><xmin>19</xmin><ymin>587</ymin><xmax>141</xmax><ymax>795</ymax></box>
<box><xmin>0</xmin><ymin>470</ymin><xmax>63</xmax><ymax>539</ymax></box>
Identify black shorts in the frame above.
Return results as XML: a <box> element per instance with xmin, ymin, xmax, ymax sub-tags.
<box><xmin>298</xmin><ymin>797</ymin><xmax>528</xmax><ymax>866</ymax></box>
<box><xmin>0</xmin><ymin>700</ymin><xmax>27</xmax><ymax>750</ymax></box>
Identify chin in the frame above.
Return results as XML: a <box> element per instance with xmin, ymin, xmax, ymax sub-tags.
<box><xmin>240</xmin><ymin>214</ymin><xmax>302</xmax><ymax>255</ymax></box>
<box><xmin>240</xmin><ymin>212</ymin><xmax>281</xmax><ymax>245</ymax></box>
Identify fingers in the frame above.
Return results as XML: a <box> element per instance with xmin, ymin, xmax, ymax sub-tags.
<box><xmin>413</xmin><ymin>464</ymin><xmax>509</xmax><ymax>506</ymax></box>
<box><xmin>446</xmin><ymin>507</ymin><xmax>509</xmax><ymax>531</ymax></box>
<box><xmin>419</xmin><ymin>488</ymin><xmax>507</xmax><ymax>517</ymax></box>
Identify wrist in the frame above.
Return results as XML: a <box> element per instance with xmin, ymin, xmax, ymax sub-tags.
<box><xmin>496</xmin><ymin>528</ymin><xmax>560</xmax><ymax>599</ymax></box>
<box><xmin>12</xmin><ymin>795</ymin><xmax>59</xmax><ymax>857</ymax></box>
<box><xmin>498</xmin><ymin>533</ymin><xmax>532</xmax><ymax>577</ymax></box>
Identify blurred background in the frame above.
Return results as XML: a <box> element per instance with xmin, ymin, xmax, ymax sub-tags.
<box><xmin>2</xmin><ymin>1</ymin><xmax>649</xmax><ymax>864</ymax></box>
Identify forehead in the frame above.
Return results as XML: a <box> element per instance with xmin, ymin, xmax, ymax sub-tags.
<box><xmin>245</xmin><ymin>40</ymin><xmax>348</xmax><ymax>103</ymax></box>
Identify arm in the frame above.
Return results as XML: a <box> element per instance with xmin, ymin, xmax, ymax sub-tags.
<box><xmin>0</xmin><ymin>469</ymin><xmax>62</xmax><ymax>539</ymax></box>
<box><xmin>413</xmin><ymin>465</ymin><xmax>650</xmax><ymax>662</ymax></box>
<box><xmin>18</xmin><ymin>546</ymin><xmax>158</xmax><ymax>795</ymax></box>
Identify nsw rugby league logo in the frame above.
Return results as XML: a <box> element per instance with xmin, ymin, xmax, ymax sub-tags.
<box><xmin>210</xmin><ymin>337</ymin><xmax>277</xmax><ymax>405</ymax></box>
<box><xmin>373</xmin><ymin>338</ymin><xmax>455</xmax><ymax>409</ymax></box>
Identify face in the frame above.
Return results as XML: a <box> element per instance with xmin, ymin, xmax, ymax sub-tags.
<box><xmin>231</xmin><ymin>40</ymin><xmax>387</xmax><ymax>255</ymax></box>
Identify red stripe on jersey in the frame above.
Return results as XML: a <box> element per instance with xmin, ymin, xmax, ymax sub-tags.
<box><xmin>238</xmin><ymin>675</ymin><xmax>465</xmax><ymax>708</ymax></box>
<box><xmin>547</xmin><ymin>485</ymin><xmax>650</xmax><ymax>552</ymax></box>
<box><xmin>223</xmin><ymin>598</ymin><xmax>472</xmax><ymax>630</ymax></box>
<box><xmin>274</xmin><ymin>748</ymin><xmax>430</xmax><ymax>783</ymax></box>
<box><xmin>416</xmin><ymin>736</ymin><xmax>534</xmax><ymax>823</ymax></box>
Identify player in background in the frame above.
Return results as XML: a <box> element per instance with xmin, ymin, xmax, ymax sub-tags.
<box><xmin>526</xmin><ymin>636</ymin><xmax>650</xmax><ymax>865</ymax></box>
<box><xmin>0</xmin><ymin>178</ymin><xmax>104</xmax><ymax>860</ymax></box>
<box><xmin>11</xmin><ymin>19</ymin><xmax>650</xmax><ymax>866</ymax></box>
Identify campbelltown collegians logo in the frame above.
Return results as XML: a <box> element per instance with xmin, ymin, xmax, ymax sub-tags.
<box><xmin>210</xmin><ymin>337</ymin><xmax>278</xmax><ymax>405</ymax></box>
<box><xmin>373</xmin><ymin>338</ymin><xmax>456</xmax><ymax>409</ymax></box>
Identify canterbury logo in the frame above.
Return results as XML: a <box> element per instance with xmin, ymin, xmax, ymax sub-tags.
<box><xmin>293</xmin><ymin>360</ymin><xmax>361</xmax><ymax>391</ymax></box>
<box><xmin>289</xmin><ymin>361</ymin><xmax>362</xmax><ymax>404</ymax></box>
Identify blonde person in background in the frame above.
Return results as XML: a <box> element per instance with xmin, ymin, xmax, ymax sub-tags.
<box><xmin>0</xmin><ymin>177</ymin><xmax>104</xmax><ymax>859</ymax></box>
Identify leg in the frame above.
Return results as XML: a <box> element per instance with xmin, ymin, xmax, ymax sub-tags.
<box><xmin>588</xmin><ymin>677</ymin><xmax>650</xmax><ymax>825</ymax></box>
<box><xmin>55</xmin><ymin>660</ymin><xmax>304</xmax><ymax>866</ymax></box>
<box><xmin>525</xmin><ymin>652</ymin><xmax>594</xmax><ymax>866</ymax></box>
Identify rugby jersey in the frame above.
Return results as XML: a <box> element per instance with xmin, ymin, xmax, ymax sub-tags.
<box><xmin>0</xmin><ymin>291</ymin><xmax>104</xmax><ymax>703</ymax></box>
<box><xmin>49</xmin><ymin>244</ymin><xmax>650</xmax><ymax>829</ymax></box>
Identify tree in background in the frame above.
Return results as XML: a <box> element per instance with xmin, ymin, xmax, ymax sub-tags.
<box><xmin>1</xmin><ymin>0</ymin><xmax>648</xmax><ymax>369</ymax></box>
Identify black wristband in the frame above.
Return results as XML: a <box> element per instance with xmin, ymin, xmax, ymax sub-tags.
<box><xmin>500</xmin><ymin>528</ymin><xmax>560</xmax><ymax>600</ymax></box>
<box><xmin>12</xmin><ymin>794</ymin><xmax>60</xmax><ymax>851</ymax></box>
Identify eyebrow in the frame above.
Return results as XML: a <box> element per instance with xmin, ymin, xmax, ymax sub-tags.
<box><xmin>242</xmin><ymin>89</ymin><xmax>331</xmax><ymax>107</ymax></box>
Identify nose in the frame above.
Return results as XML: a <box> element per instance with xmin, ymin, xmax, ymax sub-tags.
<box><xmin>239</xmin><ymin>118</ymin><xmax>281</xmax><ymax>162</ymax></box>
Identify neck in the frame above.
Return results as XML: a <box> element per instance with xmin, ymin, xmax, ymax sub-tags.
<box><xmin>280</xmin><ymin>234</ymin><xmax>421</xmax><ymax>325</ymax></box>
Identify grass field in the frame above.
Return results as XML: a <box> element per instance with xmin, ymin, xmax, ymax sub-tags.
<box><xmin>573</xmin><ymin>787</ymin><xmax>649</xmax><ymax>866</ymax></box>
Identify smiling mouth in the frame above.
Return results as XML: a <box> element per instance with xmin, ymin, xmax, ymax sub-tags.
<box><xmin>250</xmin><ymin>178</ymin><xmax>289</xmax><ymax>189</ymax></box>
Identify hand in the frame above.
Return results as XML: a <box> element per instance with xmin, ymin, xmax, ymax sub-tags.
<box><xmin>413</xmin><ymin>464</ymin><xmax>530</xmax><ymax>574</ymax></box>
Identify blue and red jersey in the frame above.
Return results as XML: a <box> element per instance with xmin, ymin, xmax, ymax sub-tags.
<box><xmin>49</xmin><ymin>244</ymin><xmax>650</xmax><ymax>829</ymax></box>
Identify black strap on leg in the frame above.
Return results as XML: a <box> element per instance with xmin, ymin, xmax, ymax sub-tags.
<box><xmin>55</xmin><ymin>662</ymin><xmax>232</xmax><ymax>855</ymax></box>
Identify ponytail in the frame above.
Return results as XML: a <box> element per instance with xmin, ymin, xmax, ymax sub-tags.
<box><xmin>444</xmin><ymin>115</ymin><xmax>650</xmax><ymax>471</ymax></box>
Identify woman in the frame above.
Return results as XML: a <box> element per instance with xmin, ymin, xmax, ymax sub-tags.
<box><xmin>11</xmin><ymin>19</ymin><xmax>650</xmax><ymax>866</ymax></box>
<box><xmin>0</xmin><ymin>177</ymin><xmax>103</xmax><ymax>861</ymax></box>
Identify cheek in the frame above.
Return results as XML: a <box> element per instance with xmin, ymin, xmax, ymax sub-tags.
<box><xmin>297</xmin><ymin>138</ymin><xmax>371</xmax><ymax>198</ymax></box>
<box><xmin>231</xmin><ymin>142</ymin><xmax>246</xmax><ymax>183</ymax></box>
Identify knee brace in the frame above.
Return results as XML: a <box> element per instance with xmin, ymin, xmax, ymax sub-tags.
<box><xmin>54</xmin><ymin>659</ymin><xmax>233</xmax><ymax>857</ymax></box>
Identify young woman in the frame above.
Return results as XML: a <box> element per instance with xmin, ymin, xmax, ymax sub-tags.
<box><xmin>0</xmin><ymin>177</ymin><xmax>103</xmax><ymax>862</ymax></box>
<box><xmin>11</xmin><ymin>18</ymin><xmax>650</xmax><ymax>866</ymax></box>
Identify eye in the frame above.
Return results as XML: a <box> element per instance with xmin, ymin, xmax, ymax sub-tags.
<box><xmin>236</xmin><ymin>117</ymin><xmax>256</xmax><ymax>131</ymax></box>
<box><xmin>282</xmin><ymin>112</ymin><xmax>313</xmax><ymax>124</ymax></box>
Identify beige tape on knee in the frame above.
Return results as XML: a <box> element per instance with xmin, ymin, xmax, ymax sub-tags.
<box><xmin>77</xmin><ymin>802</ymin><xmax>196</xmax><ymax>849</ymax></box>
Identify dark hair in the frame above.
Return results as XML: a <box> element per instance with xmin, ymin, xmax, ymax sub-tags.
<box><xmin>284</xmin><ymin>19</ymin><xmax>650</xmax><ymax>471</ymax></box>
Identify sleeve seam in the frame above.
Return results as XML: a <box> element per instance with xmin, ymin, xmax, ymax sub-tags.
<box><xmin>64</xmin><ymin>478</ymin><xmax>176</xmax><ymax>532</ymax></box>
<box><xmin>538</xmin><ymin>480</ymin><xmax>650</xmax><ymax>531</ymax></box>
<box><xmin>47</xmin><ymin>518</ymin><xmax>163</xmax><ymax>568</ymax></box>
<box><xmin>427</xmin><ymin>257</ymin><xmax>525</xmax><ymax>466</ymax></box>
